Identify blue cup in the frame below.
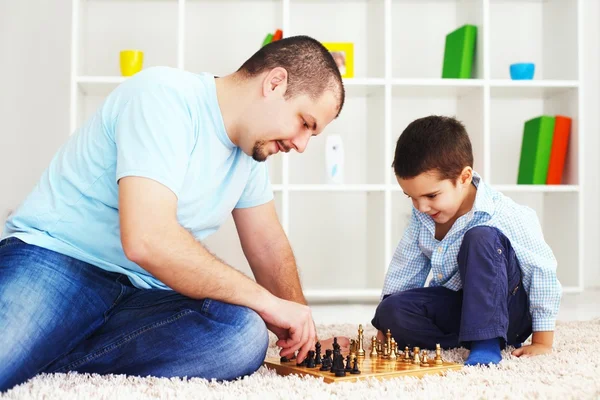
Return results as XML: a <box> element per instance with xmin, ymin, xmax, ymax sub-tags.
<box><xmin>510</xmin><ymin>63</ymin><xmax>535</xmax><ymax>80</ymax></box>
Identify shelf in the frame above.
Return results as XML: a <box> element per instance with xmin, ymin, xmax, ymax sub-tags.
<box><xmin>77</xmin><ymin>0</ymin><xmax>178</xmax><ymax>76</ymax></box>
<box><xmin>489</xmin><ymin>0</ymin><xmax>578</xmax><ymax>80</ymax></box>
<box><xmin>289</xmin><ymin>191</ymin><xmax>385</xmax><ymax>291</ymax></box>
<box><xmin>76</xmin><ymin>76</ymin><xmax>126</xmax><ymax>96</ymax></box>
<box><xmin>490</xmin><ymin>88</ymin><xmax>579</xmax><ymax>185</ymax></box>
<box><xmin>277</xmin><ymin>184</ymin><xmax>387</xmax><ymax>192</ymax></box>
<box><xmin>290</xmin><ymin>0</ymin><xmax>385</xmax><ymax>79</ymax></box>
<box><xmin>185</xmin><ymin>0</ymin><xmax>282</xmax><ymax>76</ymax></box>
<box><xmin>391</xmin><ymin>0</ymin><xmax>484</xmax><ymax>79</ymax></box>
<box><xmin>490</xmin><ymin>80</ymin><xmax>579</xmax><ymax>98</ymax></box>
<box><xmin>289</xmin><ymin>85</ymin><xmax>385</xmax><ymax>185</ymax></box>
<box><xmin>305</xmin><ymin>289</ymin><xmax>381</xmax><ymax>303</ymax></box>
<box><xmin>392</xmin><ymin>79</ymin><xmax>484</xmax><ymax>97</ymax></box>
<box><xmin>492</xmin><ymin>185</ymin><xmax>580</xmax><ymax>193</ymax></box>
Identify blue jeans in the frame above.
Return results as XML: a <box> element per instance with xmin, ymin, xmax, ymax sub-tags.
<box><xmin>0</xmin><ymin>237</ymin><xmax>269</xmax><ymax>392</ymax></box>
<box><xmin>372</xmin><ymin>226</ymin><xmax>533</xmax><ymax>350</ymax></box>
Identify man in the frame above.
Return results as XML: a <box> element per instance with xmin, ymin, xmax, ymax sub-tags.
<box><xmin>0</xmin><ymin>35</ymin><xmax>345</xmax><ymax>391</ymax></box>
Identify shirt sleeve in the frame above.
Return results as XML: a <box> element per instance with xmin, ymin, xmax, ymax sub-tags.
<box><xmin>114</xmin><ymin>85</ymin><xmax>196</xmax><ymax>198</ymax></box>
<box><xmin>235</xmin><ymin>160</ymin><xmax>274</xmax><ymax>209</ymax></box>
<box><xmin>516</xmin><ymin>208</ymin><xmax>562</xmax><ymax>332</ymax></box>
<box><xmin>381</xmin><ymin>208</ymin><xmax>431</xmax><ymax>298</ymax></box>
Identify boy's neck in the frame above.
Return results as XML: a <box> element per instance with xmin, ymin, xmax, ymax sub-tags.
<box><xmin>436</xmin><ymin>182</ymin><xmax>478</xmax><ymax>231</ymax></box>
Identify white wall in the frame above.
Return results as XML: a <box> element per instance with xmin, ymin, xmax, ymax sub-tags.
<box><xmin>1</xmin><ymin>0</ymin><xmax>599</xmax><ymax>288</ymax></box>
<box><xmin>0</xmin><ymin>0</ymin><xmax>71</xmax><ymax>224</ymax></box>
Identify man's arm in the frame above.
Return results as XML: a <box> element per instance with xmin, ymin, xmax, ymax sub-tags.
<box><xmin>118</xmin><ymin>176</ymin><xmax>316</xmax><ymax>361</ymax></box>
<box><xmin>232</xmin><ymin>201</ymin><xmax>305</xmax><ymax>305</ymax></box>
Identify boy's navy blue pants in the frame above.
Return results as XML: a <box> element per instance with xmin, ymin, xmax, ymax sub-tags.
<box><xmin>372</xmin><ymin>226</ymin><xmax>533</xmax><ymax>349</ymax></box>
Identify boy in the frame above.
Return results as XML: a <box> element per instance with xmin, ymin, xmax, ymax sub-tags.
<box><xmin>371</xmin><ymin>115</ymin><xmax>562</xmax><ymax>366</ymax></box>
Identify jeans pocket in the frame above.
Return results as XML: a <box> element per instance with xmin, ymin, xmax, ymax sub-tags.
<box><xmin>0</xmin><ymin>237</ymin><xmax>23</xmax><ymax>249</ymax></box>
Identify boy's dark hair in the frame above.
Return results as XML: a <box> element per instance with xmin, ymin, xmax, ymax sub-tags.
<box><xmin>392</xmin><ymin>115</ymin><xmax>474</xmax><ymax>181</ymax></box>
<box><xmin>237</xmin><ymin>35</ymin><xmax>345</xmax><ymax>117</ymax></box>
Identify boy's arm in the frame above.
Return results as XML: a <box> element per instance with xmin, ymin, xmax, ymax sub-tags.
<box><xmin>512</xmin><ymin>208</ymin><xmax>562</xmax><ymax>357</ymax></box>
<box><xmin>381</xmin><ymin>208</ymin><xmax>430</xmax><ymax>297</ymax></box>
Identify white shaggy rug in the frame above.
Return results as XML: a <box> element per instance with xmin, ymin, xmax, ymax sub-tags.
<box><xmin>2</xmin><ymin>320</ymin><xmax>600</xmax><ymax>400</ymax></box>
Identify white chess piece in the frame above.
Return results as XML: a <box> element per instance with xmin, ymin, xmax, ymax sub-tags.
<box><xmin>325</xmin><ymin>135</ymin><xmax>344</xmax><ymax>184</ymax></box>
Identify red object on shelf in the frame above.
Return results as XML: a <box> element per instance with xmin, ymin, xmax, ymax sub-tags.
<box><xmin>272</xmin><ymin>29</ymin><xmax>283</xmax><ymax>41</ymax></box>
<box><xmin>546</xmin><ymin>115</ymin><xmax>572</xmax><ymax>185</ymax></box>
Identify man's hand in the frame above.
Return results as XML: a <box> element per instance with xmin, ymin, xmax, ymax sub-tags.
<box><xmin>511</xmin><ymin>343</ymin><xmax>552</xmax><ymax>357</ymax></box>
<box><xmin>259</xmin><ymin>297</ymin><xmax>316</xmax><ymax>363</ymax></box>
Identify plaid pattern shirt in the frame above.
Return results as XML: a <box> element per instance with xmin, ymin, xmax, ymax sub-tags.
<box><xmin>382</xmin><ymin>171</ymin><xmax>562</xmax><ymax>332</ymax></box>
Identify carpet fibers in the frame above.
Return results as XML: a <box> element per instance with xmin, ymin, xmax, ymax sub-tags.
<box><xmin>2</xmin><ymin>319</ymin><xmax>599</xmax><ymax>399</ymax></box>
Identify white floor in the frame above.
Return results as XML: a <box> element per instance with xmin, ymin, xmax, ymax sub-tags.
<box><xmin>311</xmin><ymin>288</ymin><xmax>600</xmax><ymax>326</ymax></box>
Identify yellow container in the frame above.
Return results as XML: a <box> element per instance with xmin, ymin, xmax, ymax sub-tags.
<box><xmin>120</xmin><ymin>50</ymin><xmax>144</xmax><ymax>76</ymax></box>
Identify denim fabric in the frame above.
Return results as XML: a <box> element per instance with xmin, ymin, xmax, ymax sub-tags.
<box><xmin>372</xmin><ymin>226</ymin><xmax>532</xmax><ymax>350</ymax></box>
<box><xmin>0</xmin><ymin>238</ymin><xmax>269</xmax><ymax>392</ymax></box>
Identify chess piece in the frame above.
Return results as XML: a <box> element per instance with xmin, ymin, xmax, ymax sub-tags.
<box><xmin>370</xmin><ymin>336</ymin><xmax>378</xmax><ymax>357</ymax></box>
<box><xmin>377</xmin><ymin>340</ymin><xmax>383</xmax><ymax>357</ymax></box>
<box><xmin>345</xmin><ymin>355</ymin><xmax>352</xmax><ymax>371</ymax></box>
<box><xmin>333</xmin><ymin>337</ymin><xmax>340</xmax><ymax>352</ymax></box>
<box><xmin>306</xmin><ymin>350</ymin><xmax>316</xmax><ymax>368</ymax></box>
<box><xmin>435</xmin><ymin>343</ymin><xmax>443</xmax><ymax>365</ymax></box>
<box><xmin>350</xmin><ymin>357</ymin><xmax>361</xmax><ymax>374</ymax></box>
<box><xmin>421</xmin><ymin>350</ymin><xmax>429</xmax><ymax>367</ymax></box>
<box><xmin>404</xmin><ymin>346</ymin><xmax>411</xmax><ymax>363</ymax></box>
<box><xmin>315</xmin><ymin>342</ymin><xmax>322</xmax><ymax>365</ymax></box>
<box><xmin>357</xmin><ymin>324</ymin><xmax>366</xmax><ymax>357</ymax></box>
<box><xmin>386</xmin><ymin>329</ymin><xmax>392</xmax><ymax>353</ymax></box>
<box><xmin>280</xmin><ymin>356</ymin><xmax>290</xmax><ymax>362</ymax></box>
<box><xmin>413</xmin><ymin>347</ymin><xmax>421</xmax><ymax>365</ymax></box>
<box><xmin>389</xmin><ymin>338</ymin><xmax>397</xmax><ymax>360</ymax></box>
<box><xmin>333</xmin><ymin>352</ymin><xmax>346</xmax><ymax>377</ymax></box>
<box><xmin>349</xmin><ymin>339</ymin><xmax>357</xmax><ymax>360</ymax></box>
<box><xmin>383</xmin><ymin>342</ymin><xmax>389</xmax><ymax>358</ymax></box>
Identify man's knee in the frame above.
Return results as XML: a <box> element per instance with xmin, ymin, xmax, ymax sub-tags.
<box><xmin>233</xmin><ymin>308</ymin><xmax>269</xmax><ymax>375</ymax></box>
<box><xmin>206</xmin><ymin>306</ymin><xmax>268</xmax><ymax>380</ymax></box>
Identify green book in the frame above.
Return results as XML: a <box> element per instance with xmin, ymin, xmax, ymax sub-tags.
<box><xmin>262</xmin><ymin>33</ymin><xmax>273</xmax><ymax>47</ymax></box>
<box><xmin>442</xmin><ymin>24</ymin><xmax>477</xmax><ymax>79</ymax></box>
<box><xmin>517</xmin><ymin>116</ymin><xmax>556</xmax><ymax>185</ymax></box>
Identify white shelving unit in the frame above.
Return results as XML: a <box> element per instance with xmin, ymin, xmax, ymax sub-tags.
<box><xmin>70</xmin><ymin>0</ymin><xmax>584</xmax><ymax>302</ymax></box>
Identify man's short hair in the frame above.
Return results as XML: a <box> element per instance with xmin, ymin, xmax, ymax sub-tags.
<box><xmin>392</xmin><ymin>115</ymin><xmax>474</xmax><ymax>181</ymax></box>
<box><xmin>237</xmin><ymin>35</ymin><xmax>345</xmax><ymax>117</ymax></box>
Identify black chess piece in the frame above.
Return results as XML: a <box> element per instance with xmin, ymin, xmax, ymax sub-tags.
<box><xmin>320</xmin><ymin>356</ymin><xmax>330</xmax><ymax>371</ymax></box>
<box><xmin>345</xmin><ymin>355</ymin><xmax>352</xmax><ymax>371</ymax></box>
<box><xmin>280</xmin><ymin>356</ymin><xmax>290</xmax><ymax>362</ymax></box>
<box><xmin>315</xmin><ymin>342</ymin><xmax>322</xmax><ymax>365</ymax></box>
<box><xmin>306</xmin><ymin>350</ymin><xmax>316</xmax><ymax>368</ymax></box>
<box><xmin>350</xmin><ymin>357</ymin><xmax>361</xmax><ymax>375</ymax></box>
<box><xmin>332</xmin><ymin>352</ymin><xmax>346</xmax><ymax>377</ymax></box>
<box><xmin>296</xmin><ymin>354</ymin><xmax>307</xmax><ymax>367</ymax></box>
<box><xmin>333</xmin><ymin>337</ymin><xmax>340</xmax><ymax>353</ymax></box>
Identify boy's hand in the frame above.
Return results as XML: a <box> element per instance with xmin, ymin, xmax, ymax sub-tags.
<box><xmin>511</xmin><ymin>343</ymin><xmax>552</xmax><ymax>357</ymax></box>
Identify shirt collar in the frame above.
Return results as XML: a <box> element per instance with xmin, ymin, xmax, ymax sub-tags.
<box><xmin>470</xmin><ymin>171</ymin><xmax>495</xmax><ymax>217</ymax></box>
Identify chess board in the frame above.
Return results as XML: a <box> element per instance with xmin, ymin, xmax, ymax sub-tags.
<box><xmin>263</xmin><ymin>354</ymin><xmax>462</xmax><ymax>383</ymax></box>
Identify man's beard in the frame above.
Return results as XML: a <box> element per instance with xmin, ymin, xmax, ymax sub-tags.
<box><xmin>252</xmin><ymin>140</ymin><xmax>269</xmax><ymax>162</ymax></box>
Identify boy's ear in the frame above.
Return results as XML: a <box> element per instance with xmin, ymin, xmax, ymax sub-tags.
<box><xmin>459</xmin><ymin>166</ymin><xmax>473</xmax><ymax>185</ymax></box>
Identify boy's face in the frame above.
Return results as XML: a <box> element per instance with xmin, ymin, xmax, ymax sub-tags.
<box><xmin>397</xmin><ymin>168</ymin><xmax>473</xmax><ymax>225</ymax></box>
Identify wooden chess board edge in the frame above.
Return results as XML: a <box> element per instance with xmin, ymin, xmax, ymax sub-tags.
<box><xmin>263</xmin><ymin>358</ymin><xmax>463</xmax><ymax>383</ymax></box>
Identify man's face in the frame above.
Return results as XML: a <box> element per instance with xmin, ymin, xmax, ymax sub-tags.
<box><xmin>245</xmin><ymin>86</ymin><xmax>340</xmax><ymax>162</ymax></box>
<box><xmin>397</xmin><ymin>170</ymin><xmax>470</xmax><ymax>225</ymax></box>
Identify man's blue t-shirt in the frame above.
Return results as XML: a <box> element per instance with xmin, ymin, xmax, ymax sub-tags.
<box><xmin>2</xmin><ymin>66</ymin><xmax>273</xmax><ymax>290</ymax></box>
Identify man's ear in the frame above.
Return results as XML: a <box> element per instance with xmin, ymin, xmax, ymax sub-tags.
<box><xmin>262</xmin><ymin>67</ymin><xmax>288</xmax><ymax>97</ymax></box>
